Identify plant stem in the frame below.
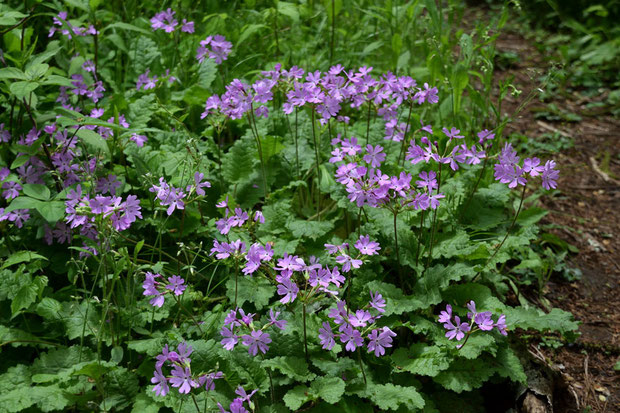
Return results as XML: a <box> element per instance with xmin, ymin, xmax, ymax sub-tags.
<box><xmin>426</xmin><ymin>163</ymin><xmax>443</xmax><ymax>268</ymax></box>
<box><xmin>302</xmin><ymin>302</ymin><xmax>309</xmax><ymax>362</ymax></box>
<box><xmin>311</xmin><ymin>109</ymin><xmax>321</xmax><ymax>220</ymax></box>
<box><xmin>248</xmin><ymin>106</ymin><xmax>268</xmax><ymax>199</ymax></box>
<box><xmin>357</xmin><ymin>347</ymin><xmax>367</xmax><ymax>385</ymax></box>
<box><xmin>393</xmin><ymin>210</ymin><xmax>403</xmax><ymax>287</ymax></box>
<box><xmin>191</xmin><ymin>393</ymin><xmax>201</xmax><ymax>413</ymax></box>
<box><xmin>365</xmin><ymin>101</ymin><xmax>372</xmax><ymax>145</ymax></box>
<box><xmin>415</xmin><ymin>210</ymin><xmax>425</xmax><ymax>268</ymax></box>
<box><xmin>330</xmin><ymin>0</ymin><xmax>336</xmax><ymax>62</ymax></box>
<box><xmin>295</xmin><ymin>108</ymin><xmax>300</xmax><ymax>180</ymax></box>
<box><xmin>398</xmin><ymin>100</ymin><xmax>414</xmax><ymax>166</ymax></box>
<box><xmin>479</xmin><ymin>184</ymin><xmax>528</xmax><ymax>275</ymax></box>
<box><xmin>461</xmin><ymin>156</ymin><xmax>489</xmax><ymax>219</ymax></box>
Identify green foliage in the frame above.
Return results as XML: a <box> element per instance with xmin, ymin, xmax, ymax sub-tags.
<box><xmin>0</xmin><ymin>0</ymin><xmax>581</xmax><ymax>411</ymax></box>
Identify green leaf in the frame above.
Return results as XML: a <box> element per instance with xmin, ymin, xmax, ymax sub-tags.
<box><xmin>0</xmin><ymin>67</ymin><xmax>26</xmax><ymax>80</ymax></box>
<box><xmin>434</xmin><ymin>358</ymin><xmax>495</xmax><ymax>393</ymax></box>
<box><xmin>287</xmin><ymin>219</ymin><xmax>334</xmax><ymax>240</ymax></box>
<box><xmin>516</xmin><ymin>207</ymin><xmax>548</xmax><ymax>226</ymax></box>
<box><xmin>104</xmin><ymin>22</ymin><xmax>153</xmax><ymax>36</ymax></box>
<box><xmin>9</xmin><ymin>81</ymin><xmax>39</xmax><ymax>99</ymax></box>
<box><xmin>22</xmin><ymin>184</ymin><xmax>50</xmax><ymax>201</ymax></box>
<box><xmin>197</xmin><ymin>58</ymin><xmax>217</xmax><ymax>90</ymax></box>
<box><xmin>261</xmin><ymin>356</ymin><xmax>316</xmax><ymax>382</ymax></box>
<box><xmin>310</xmin><ymin>376</ymin><xmax>345</xmax><ymax>404</ymax></box>
<box><xmin>77</xmin><ymin>129</ymin><xmax>110</xmax><ymax>156</ymax></box>
<box><xmin>1</xmin><ymin>250</ymin><xmax>48</xmax><ymax>269</ymax></box>
<box><xmin>392</xmin><ymin>343</ymin><xmax>450</xmax><ymax>377</ymax></box>
<box><xmin>361</xmin><ymin>383</ymin><xmax>425</xmax><ymax>411</ymax></box>
<box><xmin>11</xmin><ymin>282</ymin><xmax>39</xmax><ymax>315</ymax></box>
<box><xmin>283</xmin><ymin>385</ymin><xmax>309</xmax><ymax>411</ymax></box>
<box><xmin>225</xmin><ymin>275</ymin><xmax>275</xmax><ymax>311</ymax></box>
<box><xmin>365</xmin><ymin>280</ymin><xmax>424</xmax><ymax>316</ymax></box>
<box><xmin>25</xmin><ymin>63</ymin><xmax>49</xmax><ymax>80</ymax></box>
<box><xmin>222</xmin><ymin>136</ymin><xmax>255</xmax><ymax>184</ymax></box>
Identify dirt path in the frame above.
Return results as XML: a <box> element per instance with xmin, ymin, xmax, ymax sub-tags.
<box><xmin>493</xmin><ymin>28</ymin><xmax>620</xmax><ymax>412</ymax></box>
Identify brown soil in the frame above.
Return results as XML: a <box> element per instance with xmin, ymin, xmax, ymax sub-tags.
<box><xmin>492</xmin><ymin>26</ymin><xmax>620</xmax><ymax>413</ymax></box>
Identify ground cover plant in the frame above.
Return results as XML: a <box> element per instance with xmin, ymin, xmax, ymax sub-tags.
<box><xmin>0</xmin><ymin>1</ymin><xmax>581</xmax><ymax>411</ymax></box>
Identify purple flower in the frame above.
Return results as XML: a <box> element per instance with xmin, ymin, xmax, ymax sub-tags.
<box><xmin>220</xmin><ymin>326</ymin><xmax>239</xmax><ymax>350</ymax></box>
<box><xmin>340</xmin><ymin>324</ymin><xmax>364</xmax><ymax>351</ymax></box>
<box><xmin>541</xmin><ymin>160</ymin><xmax>559</xmax><ymax>190</ymax></box>
<box><xmin>2</xmin><ymin>181</ymin><xmax>21</xmax><ymax>200</ymax></box>
<box><xmin>363</xmin><ymin>145</ymin><xmax>386</xmax><ymax>167</ymax></box>
<box><xmin>477</xmin><ymin>129</ymin><xmax>495</xmax><ymax>145</ymax></box>
<box><xmin>241</xmin><ymin>330</ymin><xmax>271</xmax><ymax>356</ymax></box>
<box><xmin>369</xmin><ymin>291</ymin><xmax>386</xmax><ymax>313</ymax></box>
<box><xmin>277</xmin><ymin>277</ymin><xmax>299</xmax><ymax>304</ymax></box>
<box><xmin>192</xmin><ymin>172</ymin><xmax>211</xmax><ymax>196</ymax></box>
<box><xmin>165</xmin><ymin>275</ymin><xmax>186</xmax><ymax>296</ymax></box>
<box><xmin>442</xmin><ymin>127</ymin><xmax>464</xmax><ymax>140</ymax></box>
<box><xmin>176</xmin><ymin>342</ymin><xmax>193</xmax><ymax>363</ymax></box>
<box><xmin>169</xmin><ymin>365</ymin><xmax>198</xmax><ymax>394</ymax></box>
<box><xmin>349</xmin><ymin>310</ymin><xmax>372</xmax><ymax>327</ymax></box>
<box><xmin>444</xmin><ymin>316</ymin><xmax>470</xmax><ymax>341</ymax></box>
<box><xmin>335</xmin><ymin>254</ymin><xmax>363</xmax><ymax>273</ymax></box>
<box><xmin>268</xmin><ymin>309</ymin><xmax>287</xmax><ymax>331</ymax></box>
<box><xmin>130</xmin><ymin>133</ymin><xmax>148</xmax><ymax>147</ymax></box>
<box><xmin>438</xmin><ymin>304</ymin><xmax>452</xmax><ymax>324</ymax></box>
<box><xmin>354</xmin><ymin>235</ymin><xmax>381</xmax><ymax>255</ymax></box>
<box><xmin>318</xmin><ymin>322</ymin><xmax>336</xmax><ymax>350</ymax></box>
<box><xmin>181</xmin><ymin>19</ymin><xmax>194</xmax><ymax>33</ymax></box>
<box><xmin>495</xmin><ymin>314</ymin><xmax>508</xmax><ymax>336</ymax></box>
<box><xmin>366</xmin><ymin>327</ymin><xmax>396</xmax><ymax>357</ymax></box>
<box><xmin>199</xmin><ymin>371</ymin><xmax>223</xmax><ymax>391</ymax></box>
<box><xmin>151</xmin><ymin>366</ymin><xmax>169</xmax><ymax>396</ymax></box>
<box><xmin>474</xmin><ymin>311</ymin><xmax>494</xmax><ymax>331</ymax></box>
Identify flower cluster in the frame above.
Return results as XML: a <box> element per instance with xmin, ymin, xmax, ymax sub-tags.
<box><xmin>151</xmin><ymin>342</ymin><xmax>223</xmax><ymax>396</ymax></box>
<box><xmin>494</xmin><ymin>143</ymin><xmax>558</xmax><ymax>190</ymax></box>
<box><xmin>149</xmin><ymin>177</ymin><xmax>186</xmax><ymax>216</ymax></box>
<box><xmin>438</xmin><ymin>301</ymin><xmax>507</xmax><ymax>345</ymax></box>
<box><xmin>220</xmin><ymin>308</ymin><xmax>287</xmax><ymax>355</ymax></box>
<box><xmin>142</xmin><ymin>272</ymin><xmax>187</xmax><ymax>307</ymax></box>
<box><xmin>217</xmin><ymin>387</ymin><xmax>257</xmax><ymax>413</ymax></box>
<box><xmin>136</xmin><ymin>68</ymin><xmax>177</xmax><ymax>91</ymax></box>
<box><xmin>325</xmin><ymin>234</ymin><xmax>380</xmax><ymax>272</ymax></box>
<box><xmin>150</xmin><ymin>9</ymin><xmax>194</xmax><ymax>33</ymax></box>
<box><xmin>406</xmin><ymin>131</ymin><xmax>487</xmax><ymax>171</ymax></box>
<box><xmin>331</xmin><ymin>138</ymin><xmax>446</xmax><ymax>210</ymax></box>
<box><xmin>48</xmin><ymin>11</ymin><xmax>98</xmax><ymax>39</ymax></box>
<box><xmin>196</xmin><ymin>35</ymin><xmax>232</xmax><ymax>64</ymax></box>
<box><xmin>65</xmin><ymin>185</ymin><xmax>142</xmax><ymax>232</ymax></box>
<box><xmin>69</xmin><ymin>73</ymin><xmax>105</xmax><ymax>103</ymax></box>
<box><xmin>319</xmin><ymin>292</ymin><xmax>395</xmax><ymax>356</ymax></box>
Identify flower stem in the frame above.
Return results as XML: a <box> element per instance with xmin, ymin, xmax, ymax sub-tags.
<box><xmin>357</xmin><ymin>347</ymin><xmax>367</xmax><ymax>385</ymax></box>
<box><xmin>393</xmin><ymin>210</ymin><xmax>403</xmax><ymax>287</ymax></box>
<box><xmin>478</xmin><ymin>183</ymin><xmax>527</xmax><ymax>277</ymax></box>
<box><xmin>311</xmin><ymin>109</ymin><xmax>321</xmax><ymax>220</ymax></box>
<box><xmin>295</xmin><ymin>108</ymin><xmax>300</xmax><ymax>180</ymax></box>
<box><xmin>302</xmin><ymin>302</ymin><xmax>309</xmax><ymax>362</ymax></box>
<box><xmin>191</xmin><ymin>393</ymin><xmax>201</xmax><ymax>413</ymax></box>
<box><xmin>365</xmin><ymin>101</ymin><xmax>372</xmax><ymax>145</ymax></box>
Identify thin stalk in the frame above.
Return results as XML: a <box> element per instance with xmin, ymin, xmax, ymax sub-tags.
<box><xmin>426</xmin><ymin>163</ymin><xmax>443</xmax><ymax>268</ymax></box>
<box><xmin>478</xmin><ymin>184</ymin><xmax>528</xmax><ymax>275</ymax></box>
<box><xmin>357</xmin><ymin>347</ymin><xmax>367</xmax><ymax>385</ymax></box>
<box><xmin>302</xmin><ymin>302</ymin><xmax>309</xmax><ymax>362</ymax></box>
<box><xmin>393</xmin><ymin>210</ymin><xmax>403</xmax><ymax>287</ymax></box>
<box><xmin>398</xmin><ymin>100</ymin><xmax>414</xmax><ymax>165</ymax></box>
<box><xmin>415</xmin><ymin>210</ymin><xmax>425</xmax><ymax>268</ymax></box>
<box><xmin>295</xmin><ymin>108</ymin><xmax>300</xmax><ymax>180</ymax></box>
<box><xmin>310</xmin><ymin>109</ymin><xmax>321</xmax><ymax>220</ymax></box>
<box><xmin>330</xmin><ymin>0</ymin><xmax>336</xmax><ymax>62</ymax></box>
<box><xmin>461</xmin><ymin>156</ymin><xmax>489</xmax><ymax>218</ymax></box>
<box><xmin>234</xmin><ymin>259</ymin><xmax>239</xmax><ymax>308</ymax></box>
<box><xmin>365</xmin><ymin>101</ymin><xmax>372</xmax><ymax>145</ymax></box>
<box><xmin>191</xmin><ymin>394</ymin><xmax>201</xmax><ymax>413</ymax></box>
<box><xmin>248</xmin><ymin>106</ymin><xmax>269</xmax><ymax>199</ymax></box>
